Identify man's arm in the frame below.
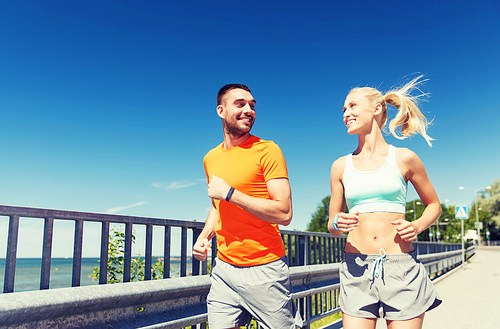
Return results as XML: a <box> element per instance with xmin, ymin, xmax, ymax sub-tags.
<box><xmin>192</xmin><ymin>203</ymin><xmax>217</xmax><ymax>261</ymax></box>
<box><xmin>208</xmin><ymin>175</ymin><xmax>292</xmax><ymax>226</ymax></box>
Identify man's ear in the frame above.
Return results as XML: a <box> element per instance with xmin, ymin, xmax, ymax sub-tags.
<box><xmin>217</xmin><ymin>105</ymin><xmax>225</xmax><ymax>119</ymax></box>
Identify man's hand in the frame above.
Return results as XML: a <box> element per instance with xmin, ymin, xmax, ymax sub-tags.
<box><xmin>208</xmin><ymin>175</ymin><xmax>231</xmax><ymax>201</ymax></box>
<box><xmin>193</xmin><ymin>237</ymin><xmax>211</xmax><ymax>261</ymax></box>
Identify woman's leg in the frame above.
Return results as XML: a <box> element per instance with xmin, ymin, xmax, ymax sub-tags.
<box><xmin>386</xmin><ymin>313</ymin><xmax>425</xmax><ymax>329</ymax></box>
<box><xmin>342</xmin><ymin>313</ymin><xmax>377</xmax><ymax>329</ymax></box>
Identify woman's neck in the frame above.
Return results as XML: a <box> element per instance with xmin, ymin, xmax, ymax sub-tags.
<box><xmin>355</xmin><ymin>127</ymin><xmax>388</xmax><ymax>156</ymax></box>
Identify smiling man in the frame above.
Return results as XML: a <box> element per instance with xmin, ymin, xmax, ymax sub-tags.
<box><xmin>192</xmin><ymin>84</ymin><xmax>302</xmax><ymax>329</ymax></box>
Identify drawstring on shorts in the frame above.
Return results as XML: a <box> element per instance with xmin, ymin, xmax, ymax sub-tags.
<box><xmin>369</xmin><ymin>249</ymin><xmax>386</xmax><ymax>281</ymax></box>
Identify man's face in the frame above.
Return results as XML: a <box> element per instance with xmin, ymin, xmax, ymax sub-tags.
<box><xmin>218</xmin><ymin>88</ymin><xmax>256</xmax><ymax>137</ymax></box>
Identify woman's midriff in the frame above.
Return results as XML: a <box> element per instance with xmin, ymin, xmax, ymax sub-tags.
<box><xmin>345</xmin><ymin>212</ymin><xmax>415</xmax><ymax>255</ymax></box>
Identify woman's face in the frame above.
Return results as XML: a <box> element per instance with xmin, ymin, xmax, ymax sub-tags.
<box><xmin>342</xmin><ymin>91</ymin><xmax>376</xmax><ymax>135</ymax></box>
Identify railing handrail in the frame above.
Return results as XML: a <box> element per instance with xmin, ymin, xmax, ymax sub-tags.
<box><xmin>0</xmin><ymin>262</ymin><xmax>343</xmax><ymax>328</ymax></box>
<box><xmin>0</xmin><ymin>204</ymin><xmax>205</xmax><ymax>228</ymax></box>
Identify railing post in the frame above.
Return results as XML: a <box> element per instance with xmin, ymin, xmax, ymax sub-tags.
<box><xmin>72</xmin><ymin>219</ymin><xmax>84</xmax><ymax>287</ymax></box>
<box><xmin>327</xmin><ymin>237</ymin><xmax>332</xmax><ymax>264</ymax></box>
<box><xmin>297</xmin><ymin>235</ymin><xmax>305</xmax><ymax>266</ymax></box>
<box><xmin>211</xmin><ymin>236</ymin><xmax>217</xmax><ymax>266</ymax></box>
<box><xmin>145</xmin><ymin>223</ymin><xmax>153</xmax><ymax>280</ymax></box>
<box><xmin>181</xmin><ymin>226</ymin><xmax>188</xmax><ymax>277</ymax></box>
<box><xmin>164</xmin><ymin>225</ymin><xmax>171</xmax><ymax>278</ymax></box>
<box><xmin>286</xmin><ymin>234</ymin><xmax>293</xmax><ymax>266</ymax></box>
<box><xmin>335</xmin><ymin>237</ymin><xmax>341</xmax><ymax>263</ymax></box>
<box><xmin>192</xmin><ymin>228</ymin><xmax>201</xmax><ymax>276</ymax></box>
<box><xmin>312</xmin><ymin>236</ymin><xmax>317</xmax><ymax>265</ymax></box>
<box><xmin>306</xmin><ymin>235</ymin><xmax>311</xmax><ymax>265</ymax></box>
<box><xmin>123</xmin><ymin>223</ymin><xmax>133</xmax><ymax>282</ymax></box>
<box><xmin>322</xmin><ymin>236</ymin><xmax>327</xmax><ymax>264</ymax></box>
<box><xmin>3</xmin><ymin>215</ymin><xmax>20</xmax><ymax>293</ymax></box>
<box><xmin>99</xmin><ymin>222</ymin><xmax>110</xmax><ymax>284</ymax></box>
<box><xmin>40</xmin><ymin>217</ymin><xmax>54</xmax><ymax>290</ymax></box>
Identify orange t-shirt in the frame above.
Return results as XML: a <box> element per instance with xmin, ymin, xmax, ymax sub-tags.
<box><xmin>203</xmin><ymin>135</ymin><xmax>288</xmax><ymax>266</ymax></box>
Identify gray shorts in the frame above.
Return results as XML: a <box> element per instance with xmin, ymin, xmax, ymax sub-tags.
<box><xmin>207</xmin><ymin>256</ymin><xmax>303</xmax><ymax>329</ymax></box>
<box><xmin>340</xmin><ymin>251</ymin><xmax>441</xmax><ymax>321</ymax></box>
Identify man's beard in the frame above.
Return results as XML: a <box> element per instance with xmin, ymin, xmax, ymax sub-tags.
<box><xmin>225</xmin><ymin>121</ymin><xmax>252</xmax><ymax>139</ymax></box>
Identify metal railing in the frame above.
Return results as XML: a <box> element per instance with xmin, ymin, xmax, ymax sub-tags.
<box><xmin>0</xmin><ymin>248</ymin><xmax>470</xmax><ymax>328</ymax></box>
<box><xmin>1</xmin><ymin>205</ymin><xmax>459</xmax><ymax>293</ymax></box>
<box><xmin>0</xmin><ymin>205</ymin><xmax>466</xmax><ymax>328</ymax></box>
<box><xmin>1</xmin><ymin>205</ymin><xmax>210</xmax><ymax>293</ymax></box>
<box><xmin>1</xmin><ymin>205</ymin><xmax>350</xmax><ymax>293</ymax></box>
<box><xmin>420</xmin><ymin>246</ymin><xmax>475</xmax><ymax>279</ymax></box>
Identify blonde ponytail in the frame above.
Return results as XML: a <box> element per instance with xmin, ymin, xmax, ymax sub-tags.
<box><xmin>385</xmin><ymin>75</ymin><xmax>434</xmax><ymax>147</ymax></box>
<box><xmin>348</xmin><ymin>75</ymin><xmax>434</xmax><ymax>147</ymax></box>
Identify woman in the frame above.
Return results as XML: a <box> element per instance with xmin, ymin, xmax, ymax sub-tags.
<box><xmin>328</xmin><ymin>76</ymin><xmax>442</xmax><ymax>329</ymax></box>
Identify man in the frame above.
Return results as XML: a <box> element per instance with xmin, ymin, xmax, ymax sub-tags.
<box><xmin>193</xmin><ymin>84</ymin><xmax>303</xmax><ymax>329</ymax></box>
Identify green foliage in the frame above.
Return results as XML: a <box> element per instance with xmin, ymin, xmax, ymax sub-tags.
<box><xmin>434</xmin><ymin>205</ymin><xmax>465</xmax><ymax>243</ymax></box>
<box><xmin>406</xmin><ymin>199</ymin><xmax>475</xmax><ymax>242</ymax></box>
<box><xmin>479</xmin><ymin>179</ymin><xmax>500</xmax><ymax>240</ymax></box>
<box><xmin>307</xmin><ymin>196</ymin><xmax>331</xmax><ymax>233</ymax></box>
<box><xmin>90</xmin><ymin>226</ymin><xmax>165</xmax><ymax>283</ymax></box>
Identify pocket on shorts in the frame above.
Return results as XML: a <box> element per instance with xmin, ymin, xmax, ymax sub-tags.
<box><xmin>255</xmin><ymin>257</ymin><xmax>289</xmax><ymax>284</ymax></box>
<box><xmin>342</xmin><ymin>258</ymin><xmax>369</xmax><ymax>279</ymax></box>
<box><xmin>385</xmin><ymin>260</ymin><xmax>417</xmax><ymax>283</ymax></box>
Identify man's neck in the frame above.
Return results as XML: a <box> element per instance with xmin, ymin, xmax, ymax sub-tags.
<box><xmin>223</xmin><ymin>133</ymin><xmax>251</xmax><ymax>149</ymax></box>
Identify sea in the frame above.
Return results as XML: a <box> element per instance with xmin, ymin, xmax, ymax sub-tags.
<box><xmin>0</xmin><ymin>258</ymin><xmax>192</xmax><ymax>293</ymax></box>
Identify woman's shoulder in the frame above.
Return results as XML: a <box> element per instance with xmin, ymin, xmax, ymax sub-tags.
<box><xmin>394</xmin><ymin>146</ymin><xmax>419</xmax><ymax>162</ymax></box>
<box><xmin>331</xmin><ymin>155</ymin><xmax>348</xmax><ymax>172</ymax></box>
<box><xmin>394</xmin><ymin>146</ymin><xmax>425</xmax><ymax>174</ymax></box>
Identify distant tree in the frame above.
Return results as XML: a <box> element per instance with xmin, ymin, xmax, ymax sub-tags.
<box><xmin>435</xmin><ymin>204</ymin><xmax>464</xmax><ymax>243</ymax></box>
<box><xmin>478</xmin><ymin>179</ymin><xmax>500</xmax><ymax>240</ymax></box>
<box><xmin>405</xmin><ymin>199</ymin><xmax>463</xmax><ymax>242</ymax></box>
<box><xmin>307</xmin><ymin>196</ymin><xmax>331</xmax><ymax>233</ymax></box>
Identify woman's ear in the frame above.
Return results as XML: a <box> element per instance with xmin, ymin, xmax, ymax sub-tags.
<box><xmin>373</xmin><ymin>103</ymin><xmax>383</xmax><ymax>116</ymax></box>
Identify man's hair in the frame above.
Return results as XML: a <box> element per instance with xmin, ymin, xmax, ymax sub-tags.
<box><xmin>217</xmin><ymin>84</ymin><xmax>252</xmax><ymax>106</ymax></box>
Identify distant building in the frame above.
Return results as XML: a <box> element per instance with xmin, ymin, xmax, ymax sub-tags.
<box><xmin>464</xmin><ymin>229</ymin><xmax>478</xmax><ymax>241</ymax></box>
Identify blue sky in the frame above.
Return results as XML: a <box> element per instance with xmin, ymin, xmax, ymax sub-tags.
<box><xmin>1</xmin><ymin>0</ymin><xmax>499</xmax><ymax>258</ymax></box>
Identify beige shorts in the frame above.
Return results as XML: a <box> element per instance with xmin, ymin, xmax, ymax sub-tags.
<box><xmin>340</xmin><ymin>251</ymin><xmax>442</xmax><ymax>320</ymax></box>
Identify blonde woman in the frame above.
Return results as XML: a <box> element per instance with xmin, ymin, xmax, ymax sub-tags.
<box><xmin>328</xmin><ymin>76</ymin><xmax>442</xmax><ymax>329</ymax></box>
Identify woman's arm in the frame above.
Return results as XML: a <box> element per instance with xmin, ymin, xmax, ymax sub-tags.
<box><xmin>392</xmin><ymin>148</ymin><xmax>441</xmax><ymax>241</ymax></box>
<box><xmin>328</xmin><ymin>157</ymin><xmax>359</xmax><ymax>237</ymax></box>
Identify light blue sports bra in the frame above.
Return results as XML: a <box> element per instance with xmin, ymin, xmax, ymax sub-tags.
<box><xmin>343</xmin><ymin>145</ymin><xmax>407</xmax><ymax>214</ymax></box>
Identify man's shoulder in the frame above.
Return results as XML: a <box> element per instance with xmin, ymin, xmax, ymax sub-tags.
<box><xmin>249</xmin><ymin>136</ymin><xmax>280</xmax><ymax>150</ymax></box>
<box><xmin>203</xmin><ymin>142</ymin><xmax>223</xmax><ymax>161</ymax></box>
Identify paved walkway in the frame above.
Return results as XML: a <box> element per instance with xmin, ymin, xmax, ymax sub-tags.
<box><xmin>375</xmin><ymin>246</ymin><xmax>500</xmax><ymax>329</ymax></box>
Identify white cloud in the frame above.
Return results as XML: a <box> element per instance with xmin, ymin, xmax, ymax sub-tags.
<box><xmin>106</xmin><ymin>201</ymin><xmax>148</xmax><ymax>214</ymax></box>
<box><xmin>151</xmin><ymin>181</ymin><xmax>197</xmax><ymax>190</ymax></box>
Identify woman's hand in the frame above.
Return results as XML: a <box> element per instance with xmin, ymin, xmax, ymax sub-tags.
<box><xmin>391</xmin><ymin>219</ymin><xmax>418</xmax><ymax>242</ymax></box>
<box><xmin>335</xmin><ymin>212</ymin><xmax>360</xmax><ymax>232</ymax></box>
